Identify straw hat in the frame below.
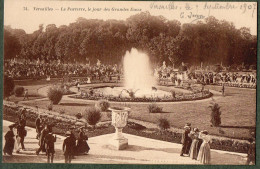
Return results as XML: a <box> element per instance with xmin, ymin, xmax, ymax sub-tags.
<box><xmin>65</xmin><ymin>131</ymin><xmax>71</xmax><ymax>136</ymax></box>
<box><xmin>8</xmin><ymin>124</ymin><xmax>15</xmax><ymax>129</ymax></box>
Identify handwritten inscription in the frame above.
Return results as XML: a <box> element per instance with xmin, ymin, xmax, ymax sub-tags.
<box><xmin>149</xmin><ymin>2</ymin><xmax>256</xmax><ymax>23</ymax></box>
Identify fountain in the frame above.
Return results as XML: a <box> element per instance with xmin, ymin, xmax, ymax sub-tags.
<box><xmin>108</xmin><ymin>48</ymin><xmax>157</xmax><ymax>150</ymax></box>
<box><xmin>92</xmin><ymin>48</ymin><xmax>173</xmax><ymax>99</ymax></box>
<box><xmin>123</xmin><ymin>48</ymin><xmax>156</xmax><ymax>90</ymax></box>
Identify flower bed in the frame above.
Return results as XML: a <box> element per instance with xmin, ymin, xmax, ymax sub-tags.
<box><xmin>70</xmin><ymin>90</ymin><xmax>213</xmax><ymax>102</ymax></box>
<box><xmin>3</xmin><ymin>102</ymin><xmax>250</xmax><ymax>153</ymax></box>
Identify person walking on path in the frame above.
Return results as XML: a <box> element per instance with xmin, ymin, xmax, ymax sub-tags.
<box><xmin>76</xmin><ymin>127</ymin><xmax>90</xmax><ymax>155</ymax></box>
<box><xmin>180</xmin><ymin>123</ymin><xmax>192</xmax><ymax>156</ymax></box>
<box><xmin>69</xmin><ymin>127</ymin><xmax>77</xmax><ymax>158</ymax></box>
<box><xmin>221</xmin><ymin>83</ymin><xmax>225</xmax><ymax>96</ymax></box>
<box><xmin>76</xmin><ymin>81</ymin><xmax>81</xmax><ymax>92</ymax></box>
<box><xmin>17</xmin><ymin>119</ymin><xmax>27</xmax><ymax>150</ymax></box>
<box><xmin>35</xmin><ymin>115</ymin><xmax>43</xmax><ymax>139</ymax></box>
<box><xmin>36</xmin><ymin>124</ymin><xmax>49</xmax><ymax>155</ymax></box>
<box><xmin>13</xmin><ymin>122</ymin><xmax>21</xmax><ymax>153</ymax></box>
<box><xmin>189</xmin><ymin>128</ymin><xmax>200</xmax><ymax>160</ymax></box>
<box><xmin>63</xmin><ymin>131</ymin><xmax>75</xmax><ymax>163</ymax></box>
<box><xmin>44</xmin><ymin>129</ymin><xmax>57</xmax><ymax>163</ymax></box>
<box><xmin>3</xmin><ymin>124</ymin><xmax>16</xmax><ymax>156</ymax></box>
<box><xmin>197</xmin><ymin>130</ymin><xmax>211</xmax><ymax>164</ymax></box>
<box><xmin>23</xmin><ymin>89</ymin><xmax>29</xmax><ymax>100</ymax></box>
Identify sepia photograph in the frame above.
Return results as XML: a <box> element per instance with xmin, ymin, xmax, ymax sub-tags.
<box><xmin>1</xmin><ymin>0</ymin><xmax>257</xmax><ymax>166</ymax></box>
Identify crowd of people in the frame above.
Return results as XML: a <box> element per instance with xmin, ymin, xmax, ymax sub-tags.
<box><xmin>154</xmin><ymin>63</ymin><xmax>256</xmax><ymax>88</ymax></box>
<box><xmin>179</xmin><ymin>123</ymin><xmax>255</xmax><ymax>165</ymax></box>
<box><xmin>3</xmin><ymin>109</ymin><xmax>90</xmax><ymax>163</ymax></box>
<box><xmin>4</xmin><ymin>59</ymin><xmax>257</xmax><ymax>89</ymax></box>
<box><xmin>4</xmin><ymin>59</ymin><xmax>121</xmax><ymax>80</ymax></box>
<box><xmin>4</xmin><ymin>114</ymin><xmax>255</xmax><ymax>164</ymax></box>
<box><xmin>190</xmin><ymin>71</ymin><xmax>257</xmax><ymax>85</ymax></box>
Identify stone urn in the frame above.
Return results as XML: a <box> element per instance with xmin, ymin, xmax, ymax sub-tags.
<box><xmin>109</xmin><ymin>107</ymin><xmax>130</xmax><ymax>150</ymax></box>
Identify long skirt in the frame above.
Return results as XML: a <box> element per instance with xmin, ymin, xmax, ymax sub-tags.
<box><xmin>4</xmin><ymin>138</ymin><xmax>15</xmax><ymax>155</ymax></box>
<box><xmin>76</xmin><ymin>140</ymin><xmax>90</xmax><ymax>155</ymax></box>
<box><xmin>197</xmin><ymin>142</ymin><xmax>211</xmax><ymax>164</ymax></box>
<box><xmin>189</xmin><ymin>139</ymin><xmax>199</xmax><ymax>160</ymax></box>
<box><xmin>14</xmin><ymin>136</ymin><xmax>21</xmax><ymax>152</ymax></box>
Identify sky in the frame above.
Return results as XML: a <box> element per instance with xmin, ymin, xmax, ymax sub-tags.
<box><xmin>4</xmin><ymin>0</ymin><xmax>257</xmax><ymax>35</ymax></box>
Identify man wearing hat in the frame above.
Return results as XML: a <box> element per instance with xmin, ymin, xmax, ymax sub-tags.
<box><xmin>180</xmin><ymin>123</ymin><xmax>192</xmax><ymax>156</ymax></box>
<box><xmin>44</xmin><ymin>129</ymin><xmax>57</xmax><ymax>163</ymax></box>
<box><xmin>69</xmin><ymin>126</ymin><xmax>77</xmax><ymax>158</ymax></box>
<box><xmin>3</xmin><ymin>124</ymin><xmax>15</xmax><ymax>156</ymax></box>
<box><xmin>17</xmin><ymin>119</ymin><xmax>27</xmax><ymax>150</ymax></box>
<box><xmin>35</xmin><ymin>115</ymin><xmax>43</xmax><ymax>139</ymax></box>
<box><xmin>63</xmin><ymin>131</ymin><xmax>75</xmax><ymax>163</ymax></box>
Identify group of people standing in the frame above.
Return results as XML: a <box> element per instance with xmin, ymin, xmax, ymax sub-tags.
<box><xmin>4</xmin><ymin>110</ymin><xmax>90</xmax><ymax>163</ymax></box>
<box><xmin>35</xmin><ymin>114</ymin><xmax>90</xmax><ymax>163</ymax></box>
<box><xmin>61</xmin><ymin>126</ymin><xmax>90</xmax><ymax>163</ymax></box>
<box><xmin>3</xmin><ymin>109</ymin><xmax>27</xmax><ymax>155</ymax></box>
<box><xmin>180</xmin><ymin>123</ymin><xmax>211</xmax><ymax>164</ymax></box>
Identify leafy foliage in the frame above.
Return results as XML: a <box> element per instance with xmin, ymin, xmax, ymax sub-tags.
<box><xmin>47</xmin><ymin>103</ymin><xmax>53</xmax><ymax>111</ymax></box>
<box><xmin>148</xmin><ymin>103</ymin><xmax>163</xmax><ymax>113</ymax></box>
<box><xmin>4</xmin><ymin>13</ymin><xmax>256</xmax><ymax>67</ymax></box>
<box><xmin>95</xmin><ymin>99</ymin><xmax>110</xmax><ymax>112</ymax></box>
<box><xmin>14</xmin><ymin>86</ymin><xmax>25</xmax><ymax>97</ymax></box>
<box><xmin>158</xmin><ymin>118</ymin><xmax>170</xmax><ymax>131</ymax></box>
<box><xmin>209</xmin><ymin>102</ymin><xmax>221</xmax><ymax>127</ymax></box>
<box><xmin>85</xmin><ymin>107</ymin><xmax>101</xmax><ymax>127</ymax></box>
<box><xmin>47</xmin><ymin>87</ymin><xmax>63</xmax><ymax>104</ymax></box>
<box><xmin>75</xmin><ymin>112</ymin><xmax>83</xmax><ymax>120</ymax></box>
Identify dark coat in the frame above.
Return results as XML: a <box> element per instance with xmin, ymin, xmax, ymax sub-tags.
<box><xmin>181</xmin><ymin>129</ymin><xmax>192</xmax><ymax>155</ymax></box>
<box><xmin>76</xmin><ymin>131</ymin><xmax>90</xmax><ymax>154</ymax></box>
<box><xmin>35</xmin><ymin>118</ymin><xmax>42</xmax><ymax>128</ymax></box>
<box><xmin>19</xmin><ymin>117</ymin><xmax>26</xmax><ymax>128</ymax></box>
<box><xmin>4</xmin><ymin>130</ymin><xmax>15</xmax><ymax>155</ymax></box>
<box><xmin>63</xmin><ymin>136</ymin><xmax>75</xmax><ymax>155</ymax></box>
<box><xmin>39</xmin><ymin>128</ymin><xmax>49</xmax><ymax>152</ymax></box>
<box><xmin>181</xmin><ymin>130</ymin><xmax>190</xmax><ymax>144</ymax></box>
<box><xmin>45</xmin><ymin>133</ymin><xmax>56</xmax><ymax>154</ymax></box>
<box><xmin>17</xmin><ymin>124</ymin><xmax>27</xmax><ymax>137</ymax></box>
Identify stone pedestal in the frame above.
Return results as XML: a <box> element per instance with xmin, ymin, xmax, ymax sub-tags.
<box><xmin>109</xmin><ymin>107</ymin><xmax>130</xmax><ymax>150</ymax></box>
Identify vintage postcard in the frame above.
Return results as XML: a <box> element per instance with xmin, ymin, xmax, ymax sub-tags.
<box><xmin>1</xmin><ymin>0</ymin><xmax>257</xmax><ymax>166</ymax></box>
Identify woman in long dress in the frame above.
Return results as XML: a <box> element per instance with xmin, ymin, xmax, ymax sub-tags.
<box><xmin>13</xmin><ymin>124</ymin><xmax>21</xmax><ymax>153</ymax></box>
<box><xmin>3</xmin><ymin>124</ymin><xmax>15</xmax><ymax>155</ymax></box>
<box><xmin>197</xmin><ymin>130</ymin><xmax>211</xmax><ymax>164</ymax></box>
<box><xmin>76</xmin><ymin>127</ymin><xmax>90</xmax><ymax>155</ymax></box>
<box><xmin>189</xmin><ymin>128</ymin><xmax>200</xmax><ymax>160</ymax></box>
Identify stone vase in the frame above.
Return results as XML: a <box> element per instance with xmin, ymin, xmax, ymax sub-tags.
<box><xmin>109</xmin><ymin>107</ymin><xmax>130</xmax><ymax>150</ymax></box>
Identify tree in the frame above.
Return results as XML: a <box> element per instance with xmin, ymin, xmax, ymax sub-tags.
<box><xmin>4</xmin><ymin>75</ymin><xmax>15</xmax><ymax>98</ymax></box>
<box><xmin>4</xmin><ymin>29</ymin><xmax>21</xmax><ymax>60</ymax></box>
<box><xmin>4</xmin><ymin>15</ymin><xmax>257</xmax><ymax>66</ymax></box>
<box><xmin>85</xmin><ymin>107</ymin><xmax>101</xmax><ymax>129</ymax></box>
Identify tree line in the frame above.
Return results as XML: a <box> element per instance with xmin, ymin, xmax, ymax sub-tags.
<box><xmin>4</xmin><ymin>12</ymin><xmax>257</xmax><ymax>67</ymax></box>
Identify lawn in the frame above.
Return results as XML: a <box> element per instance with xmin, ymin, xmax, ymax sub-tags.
<box><xmin>11</xmin><ymin>80</ymin><xmax>256</xmax><ymax>140</ymax></box>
